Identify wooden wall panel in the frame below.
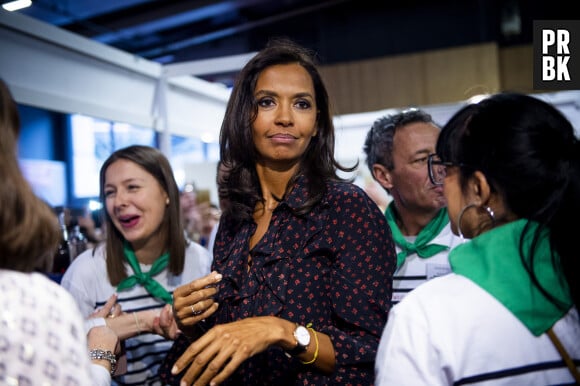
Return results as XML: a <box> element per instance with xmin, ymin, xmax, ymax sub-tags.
<box><xmin>355</xmin><ymin>60</ymin><xmax>381</xmax><ymax>113</ymax></box>
<box><xmin>375</xmin><ymin>53</ymin><xmax>426</xmax><ymax>109</ymax></box>
<box><xmin>499</xmin><ymin>44</ymin><xmax>534</xmax><ymax>94</ymax></box>
<box><xmin>423</xmin><ymin>43</ymin><xmax>500</xmax><ymax>104</ymax></box>
<box><xmin>322</xmin><ymin>64</ymin><xmax>349</xmax><ymax>116</ymax></box>
<box><xmin>320</xmin><ymin>42</ymin><xmax>508</xmax><ymax>115</ymax></box>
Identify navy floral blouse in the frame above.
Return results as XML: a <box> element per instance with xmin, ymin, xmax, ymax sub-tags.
<box><xmin>160</xmin><ymin>177</ymin><xmax>395</xmax><ymax>385</ymax></box>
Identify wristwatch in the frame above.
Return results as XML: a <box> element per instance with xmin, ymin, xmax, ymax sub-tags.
<box><xmin>286</xmin><ymin>324</ymin><xmax>311</xmax><ymax>356</ymax></box>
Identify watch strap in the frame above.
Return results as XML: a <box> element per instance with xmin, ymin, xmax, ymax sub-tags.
<box><xmin>286</xmin><ymin>340</ymin><xmax>308</xmax><ymax>356</ymax></box>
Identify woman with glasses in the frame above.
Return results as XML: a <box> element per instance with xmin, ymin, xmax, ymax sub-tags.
<box><xmin>376</xmin><ymin>93</ymin><xmax>580</xmax><ymax>385</ymax></box>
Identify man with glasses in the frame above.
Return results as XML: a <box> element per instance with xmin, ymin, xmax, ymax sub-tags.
<box><xmin>363</xmin><ymin>109</ymin><xmax>463</xmax><ymax>305</ymax></box>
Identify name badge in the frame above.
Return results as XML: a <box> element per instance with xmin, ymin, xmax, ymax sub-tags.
<box><xmin>426</xmin><ymin>263</ymin><xmax>451</xmax><ymax>280</ymax></box>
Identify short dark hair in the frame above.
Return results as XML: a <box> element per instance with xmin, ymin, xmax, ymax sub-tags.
<box><xmin>363</xmin><ymin>108</ymin><xmax>436</xmax><ymax>172</ymax></box>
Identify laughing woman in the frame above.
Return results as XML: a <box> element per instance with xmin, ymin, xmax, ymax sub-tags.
<box><xmin>62</xmin><ymin>145</ymin><xmax>212</xmax><ymax>385</ymax></box>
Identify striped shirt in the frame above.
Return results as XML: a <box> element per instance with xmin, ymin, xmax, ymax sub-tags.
<box><xmin>392</xmin><ymin>223</ymin><xmax>462</xmax><ymax>305</ymax></box>
<box><xmin>61</xmin><ymin>243</ymin><xmax>212</xmax><ymax>385</ymax></box>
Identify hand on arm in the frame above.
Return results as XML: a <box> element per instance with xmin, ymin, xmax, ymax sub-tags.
<box><xmin>104</xmin><ymin>309</ymin><xmax>171</xmax><ymax>340</ymax></box>
<box><xmin>88</xmin><ymin>293</ymin><xmax>180</xmax><ymax>340</ymax></box>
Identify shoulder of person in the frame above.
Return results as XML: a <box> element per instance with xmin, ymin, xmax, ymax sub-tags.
<box><xmin>185</xmin><ymin>241</ymin><xmax>211</xmax><ymax>259</ymax></box>
<box><xmin>26</xmin><ymin>271</ymin><xmax>85</xmax><ymax>316</ymax></box>
<box><xmin>184</xmin><ymin>241</ymin><xmax>213</xmax><ymax>274</ymax></box>
<box><xmin>61</xmin><ymin>245</ymin><xmax>106</xmax><ymax>285</ymax></box>
<box><xmin>9</xmin><ymin>270</ymin><xmax>64</xmax><ymax>292</ymax></box>
<box><xmin>324</xmin><ymin>179</ymin><xmax>367</xmax><ymax>197</ymax></box>
<box><xmin>3</xmin><ymin>271</ymin><xmax>58</xmax><ymax>304</ymax></box>
<box><xmin>324</xmin><ymin>180</ymin><xmax>378</xmax><ymax>208</ymax></box>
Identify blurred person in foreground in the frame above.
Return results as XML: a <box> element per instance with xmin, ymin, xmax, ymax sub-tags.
<box><xmin>0</xmin><ymin>78</ymin><xmax>119</xmax><ymax>385</ymax></box>
<box><xmin>62</xmin><ymin>145</ymin><xmax>212</xmax><ymax>385</ymax></box>
<box><xmin>376</xmin><ymin>93</ymin><xmax>580</xmax><ymax>385</ymax></box>
<box><xmin>162</xmin><ymin>38</ymin><xmax>396</xmax><ymax>386</ymax></box>
<box><xmin>363</xmin><ymin>109</ymin><xmax>462</xmax><ymax>306</ymax></box>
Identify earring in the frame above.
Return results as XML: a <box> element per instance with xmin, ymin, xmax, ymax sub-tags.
<box><xmin>456</xmin><ymin>203</ymin><xmax>496</xmax><ymax>240</ymax></box>
<box><xmin>457</xmin><ymin>203</ymin><xmax>477</xmax><ymax>240</ymax></box>
<box><xmin>165</xmin><ymin>198</ymin><xmax>170</xmax><ymax>205</ymax></box>
<box><xmin>483</xmin><ymin>205</ymin><xmax>495</xmax><ymax>222</ymax></box>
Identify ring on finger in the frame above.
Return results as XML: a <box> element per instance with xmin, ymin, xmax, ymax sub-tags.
<box><xmin>190</xmin><ymin>304</ymin><xmax>203</xmax><ymax>316</ymax></box>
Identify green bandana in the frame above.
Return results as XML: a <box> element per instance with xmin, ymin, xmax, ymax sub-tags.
<box><xmin>385</xmin><ymin>203</ymin><xmax>450</xmax><ymax>268</ymax></box>
<box><xmin>450</xmin><ymin>219</ymin><xmax>572</xmax><ymax>336</ymax></box>
<box><xmin>117</xmin><ymin>242</ymin><xmax>173</xmax><ymax>304</ymax></box>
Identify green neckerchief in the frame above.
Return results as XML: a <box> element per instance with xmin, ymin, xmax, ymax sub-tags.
<box><xmin>450</xmin><ymin>219</ymin><xmax>572</xmax><ymax>336</ymax></box>
<box><xmin>385</xmin><ymin>203</ymin><xmax>450</xmax><ymax>268</ymax></box>
<box><xmin>117</xmin><ymin>242</ymin><xmax>173</xmax><ymax>304</ymax></box>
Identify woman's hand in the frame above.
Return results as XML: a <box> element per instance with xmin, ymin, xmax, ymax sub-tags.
<box><xmin>151</xmin><ymin>304</ymin><xmax>181</xmax><ymax>340</ymax></box>
<box><xmin>90</xmin><ymin>293</ymin><xmax>122</xmax><ymax>319</ymax></box>
<box><xmin>171</xmin><ymin>316</ymin><xmax>284</xmax><ymax>386</ymax></box>
<box><xmin>172</xmin><ymin>271</ymin><xmax>222</xmax><ymax>334</ymax></box>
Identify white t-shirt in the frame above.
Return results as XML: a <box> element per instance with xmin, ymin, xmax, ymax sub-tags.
<box><xmin>61</xmin><ymin>242</ymin><xmax>212</xmax><ymax>385</ymax></box>
<box><xmin>0</xmin><ymin>270</ymin><xmax>110</xmax><ymax>386</ymax></box>
<box><xmin>376</xmin><ymin>273</ymin><xmax>580</xmax><ymax>385</ymax></box>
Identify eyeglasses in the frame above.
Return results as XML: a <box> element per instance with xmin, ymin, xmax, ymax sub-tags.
<box><xmin>427</xmin><ymin>153</ymin><xmax>457</xmax><ymax>186</ymax></box>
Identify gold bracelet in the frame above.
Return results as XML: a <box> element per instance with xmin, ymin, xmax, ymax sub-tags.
<box><xmin>133</xmin><ymin>312</ymin><xmax>141</xmax><ymax>334</ymax></box>
<box><xmin>301</xmin><ymin>327</ymin><xmax>319</xmax><ymax>365</ymax></box>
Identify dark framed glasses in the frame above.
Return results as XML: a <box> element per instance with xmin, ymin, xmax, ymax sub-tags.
<box><xmin>427</xmin><ymin>153</ymin><xmax>454</xmax><ymax>186</ymax></box>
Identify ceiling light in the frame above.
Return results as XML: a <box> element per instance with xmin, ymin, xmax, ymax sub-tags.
<box><xmin>2</xmin><ymin>0</ymin><xmax>32</xmax><ymax>12</ymax></box>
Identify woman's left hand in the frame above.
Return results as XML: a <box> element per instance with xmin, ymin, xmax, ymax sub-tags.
<box><xmin>171</xmin><ymin>316</ymin><xmax>282</xmax><ymax>386</ymax></box>
<box><xmin>172</xmin><ymin>271</ymin><xmax>222</xmax><ymax>334</ymax></box>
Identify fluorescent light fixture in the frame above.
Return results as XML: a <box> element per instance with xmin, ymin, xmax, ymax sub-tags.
<box><xmin>2</xmin><ymin>0</ymin><xmax>32</xmax><ymax>11</ymax></box>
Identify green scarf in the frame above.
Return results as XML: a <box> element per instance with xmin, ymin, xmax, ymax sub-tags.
<box><xmin>385</xmin><ymin>203</ymin><xmax>450</xmax><ymax>268</ymax></box>
<box><xmin>450</xmin><ymin>219</ymin><xmax>572</xmax><ymax>336</ymax></box>
<box><xmin>117</xmin><ymin>242</ymin><xmax>173</xmax><ymax>304</ymax></box>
